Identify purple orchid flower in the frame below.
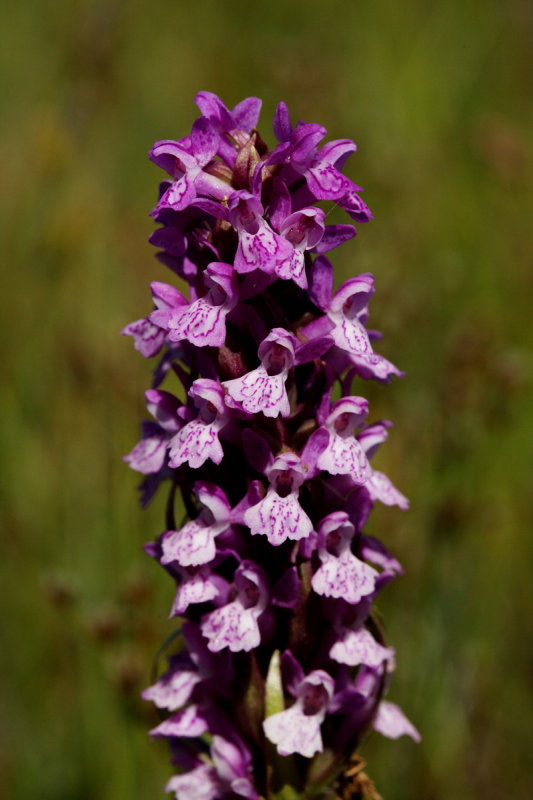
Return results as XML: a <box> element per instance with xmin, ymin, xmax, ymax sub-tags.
<box><xmin>153</xmin><ymin>262</ymin><xmax>238</xmax><ymax>348</ymax></box>
<box><xmin>168</xmin><ymin>379</ymin><xmax>228</xmax><ymax>469</ymax></box>
<box><xmin>263</xmin><ymin>652</ymin><xmax>335</xmax><ymax>758</ymax></box>
<box><xmin>315</xmin><ymin>396</ymin><xmax>371</xmax><ymax>480</ymax></box>
<box><xmin>244</xmin><ymin>451</ymin><xmax>314</xmax><ymax>546</ymax></box>
<box><xmin>223</xmin><ymin>328</ymin><xmax>296</xmax><ymax>418</ymax></box>
<box><xmin>201</xmin><ymin>560</ymin><xmax>269</xmax><ymax>653</ymax></box>
<box><xmin>311</xmin><ymin>511</ymin><xmax>378</xmax><ymax>604</ymax></box>
<box><xmin>126</xmin><ymin>93</ymin><xmax>419</xmax><ymax>800</ymax></box>
<box><xmin>161</xmin><ymin>482</ymin><xmax>233</xmax><ymax>567</ymax></box>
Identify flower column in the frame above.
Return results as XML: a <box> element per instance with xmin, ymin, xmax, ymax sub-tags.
<box><xmin>124</xmin><ymin>91</ymin><xmax>419</xmax><ymax>800</ymax></box>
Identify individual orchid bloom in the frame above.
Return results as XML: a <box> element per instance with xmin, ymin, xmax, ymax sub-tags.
<box><xmin>170</xmin><ymin>564</ymin><xmax>229</xmax><ymax>617</ymax></box>
<box><xmin>155</xmin><ymin>262</ymin><xmax>238</xmax><ymax>348</ymax></box>
<box><xmin>168</xmin><ymin>379</ymin><xmax>228</xmax><ymax>469</ymax></box>
<box><xmin>276</xmin><ymin>206</ymin><xmax>326</xmax><ymax>289</ymax></box>
<box><xmin>244</xmin><ymin>452</ymin><xmax>313</xmax><ymax>546</ymax></box>
<box><xmin>269</xmin><ymin>104</ymin><xmax>360</xmax><ymax>202</ymax></box>
<box><xmin>223</xmin><ymin>328</ymin><xmax>295</xmax><ymax>418</ymax></box>
<box><xmin>263</xmin><ymin>666</ymin><xmax>335</xmax><ymax>758</ymax></box>
<box><xmin>327</xmin><ymin>273</ymin><xmax>375</xmax><ymax>355</ymax></box>
<box><xmin>373</xmin><ymin>701</ymin><xmax>421</xmax><ymax>743</ymax></box>
<box><xmin>124</xmin><ymin>390</ymin><xmax>182</xmax><ymax>474</ymax></box>
<box><xmin>161</xmin><ymin>482</ymin><xmax>232</xmax><ymax>567</ymax></box>
<box><xmin>308</xmin><ymin>266</ymin><xmax>403</xmax><ymax>382</ymax></box>
<box><xmin>329</xmin><ymin>603</ymin><xmax>395</xmax><ymax>668</ymax></box>
<box><xmin>150</xmin><ymin>117</ymin><xmax>229</xmax><ymax>214</ymax></box>
<box><xmin>201</xmin><ymin>561</ymin><xmax>269</xmax><ymax>653</ymax></box>
<box><xmin>142</xmin><ymin>651</ymin><xmax>201</xmax><ymax>711</ymax></box>
<box><xmin>316</xmin><ymin>396</ymin><xmax>371</xmax><ymax>482</ymax></box>
<box><xmin>150</xmin><ymin>702</ymin><xmax>209</xmax><ymax>739</ymax></box>
<box><xmin>122</xmin><ymin>280</ymin><xmax>188</xmax><ymax>357</ymax></box>
<box><xmin>311</xmin><ymin>511</ymin><xmax>378</xmax><ymax>604</ymax></box>
<box><xmin>228</xmin><ymin>191</ymin><xmax>294</xmax><ymax>278</ymax></box>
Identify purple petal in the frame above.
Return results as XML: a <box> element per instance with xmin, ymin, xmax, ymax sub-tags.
<box><xmin>195</xmin><ymin>91</ymin><xmax>234</xmax><ymax>131</ymax></box>
<box><xmin>151</xmin><ymin>704</ymin><xmax>208</xmax><ymax>738</ymax></box>
<box><xmin>142</xmin><ymin>666</ymin><xmax>200</xmax><ymax>711</ymax></box>
<box><xmin>156</xmin><ymin>175</ymin><xmax>197</xmax><ymax>212</ymax></box>
<box><xmin>190</xmin><ymin>117</ymin><xmax>219</xmax><ymax>164</ymax></box>
<box><xmin>231</xmin><ymin>96</ymin><xmax>262</xmax><ymax>131</ymax></box>
<box><xmin>309</xmin><ymin>255</ymin><xmax>333</xmax><ymax>310</ymax></box>
<box><xmin>271</xmin><ymin>567</ymin><xmax>301</xmax><ymax>609</ymax></box>
<box><xmin>273</xmin><ymin>101</ymin><xmax>292</xmax><ymax>142</ymax></box>
<box><xmin>357</xmin><ymin>421</ymin><xmax>392</xmax><ymax>458</ymax></box>
<box><xmin>149</xmin><ymin>139</ymin><xmax>196</xmax><ymax>176</ymax></box>
<box><xmin>360</xmin><ymin>535</ymin><xmax>403</xmax><ymax>575</ymax></box>
<box><xmin>145</xmin><ymin>389</ymin><xmax>182</xmax><ymax>432</ymax></box>
<box><xmin>349</xmin><ymin>352</ymin><xmax>405</xmax><ymax>382</ymax></box>
<box><xmin>241</xmin><ymin>430</ymin><xmax>273</xmax><ymax>475</ymax></box>
<box><xmin>315</xmin><ymin>224</ymin><xmax>356</xmax><ymax>254</ymax></box>
<box><xmin>318</xmin><ymin>138</ymin><xmax>357</xmax><ymax>168</ymax></box>
<box><xmin>121</xmin><ymin>318</ymin><xmax>166</xmax><ymax>358</ymax></box>
<box><xmin>267</xmin><ymin>179</ymin><xmax>292</xmax><ymax>232</ymax></box>
<box><xmin>366</xmin><ymin>471</ymin><xmax>409</xmax><ymax>509</ymax></box>
<box><xmin>373</xmin><ymin>701</ymin><xmax>421</xmax><ymax>743</ymax></box>
<box><xmin>149</xmin><ymin>227</ymin><xmax>187</xmax><ymax>257</ymax></box>
<box><xmin>290</xmin><ymin>124</ymin><xmax>327</xmax><ymax>166</ymax></box>
<box><xmin>338</xmin><ymin>189</ymin><xmax>374</xmax><ymax>222</ymax></box>
<box><xmin>305</xmin><ymin>164</ymin><xmax>350</xmax><ymax>200</ymax></box>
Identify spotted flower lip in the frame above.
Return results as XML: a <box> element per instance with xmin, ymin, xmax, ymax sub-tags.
<box><xmin>201</xmin><ymin>560</ymin><xmax>269</xmax><ymax>653</ymax></box>
<box><xmin>160</xmin><ymin>261</ymin><xmax>238</xmax><ymax>348</ymax></box>
<box><xmin>263</xmin><ymin>655</ymin><xmax>335</xmax><ymax>758</ymax></box>
<box><xmin>223</xmin><ymin>328</ymin><xmax>296</xmax><ymax>418</ymax></box>
<box><xmin>311</xmin><ymin>511</ymin><xmax>378</xmax><ymax>604</ymax></box>
<box><xmin>127</xmin><ymin>93</ymin><xmax>417</xmax><ymax>799</ymax></box>
<box><xmin>161</xmin><ymin>482</ymin><xmax>233</xmax><ymax>567</ymax></box>
<box><xmin>168</xmin><ymin>379</ymin><xmax>228</xmax><ymax>469</ymax></box>
<box><xmin>244</xmin><ymin>451</ymin><xmax>314</xmax><ymax>545</ymax></box>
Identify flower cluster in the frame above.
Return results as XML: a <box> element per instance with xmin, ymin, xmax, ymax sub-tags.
<box><xmin>124</xmin><ymin>92</ymin><xmax>419</xmax><ymax>799</ymax></box>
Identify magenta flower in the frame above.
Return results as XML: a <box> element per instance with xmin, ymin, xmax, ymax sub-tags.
<box><xmin>125</xmin><ymin>92</ymin><xmax>418</xmax><ymax>799</ymax></box>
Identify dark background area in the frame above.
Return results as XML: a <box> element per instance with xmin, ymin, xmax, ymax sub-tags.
<box><xmin>1</xmin><ymin>1</ymin><xmax>532</xmax><ymax>798</ymax></box>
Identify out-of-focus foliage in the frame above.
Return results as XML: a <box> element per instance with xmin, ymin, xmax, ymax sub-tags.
<box><xmin>1</xmin><ymin>1</ymin><xmax>531</xmax><ymax>798</ymax></box>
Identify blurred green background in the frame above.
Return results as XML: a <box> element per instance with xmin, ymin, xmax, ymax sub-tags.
<box><xmin>1</xmin><ymin>1</ymin><xmax>532</xmax><ymax>798</ymax></box>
